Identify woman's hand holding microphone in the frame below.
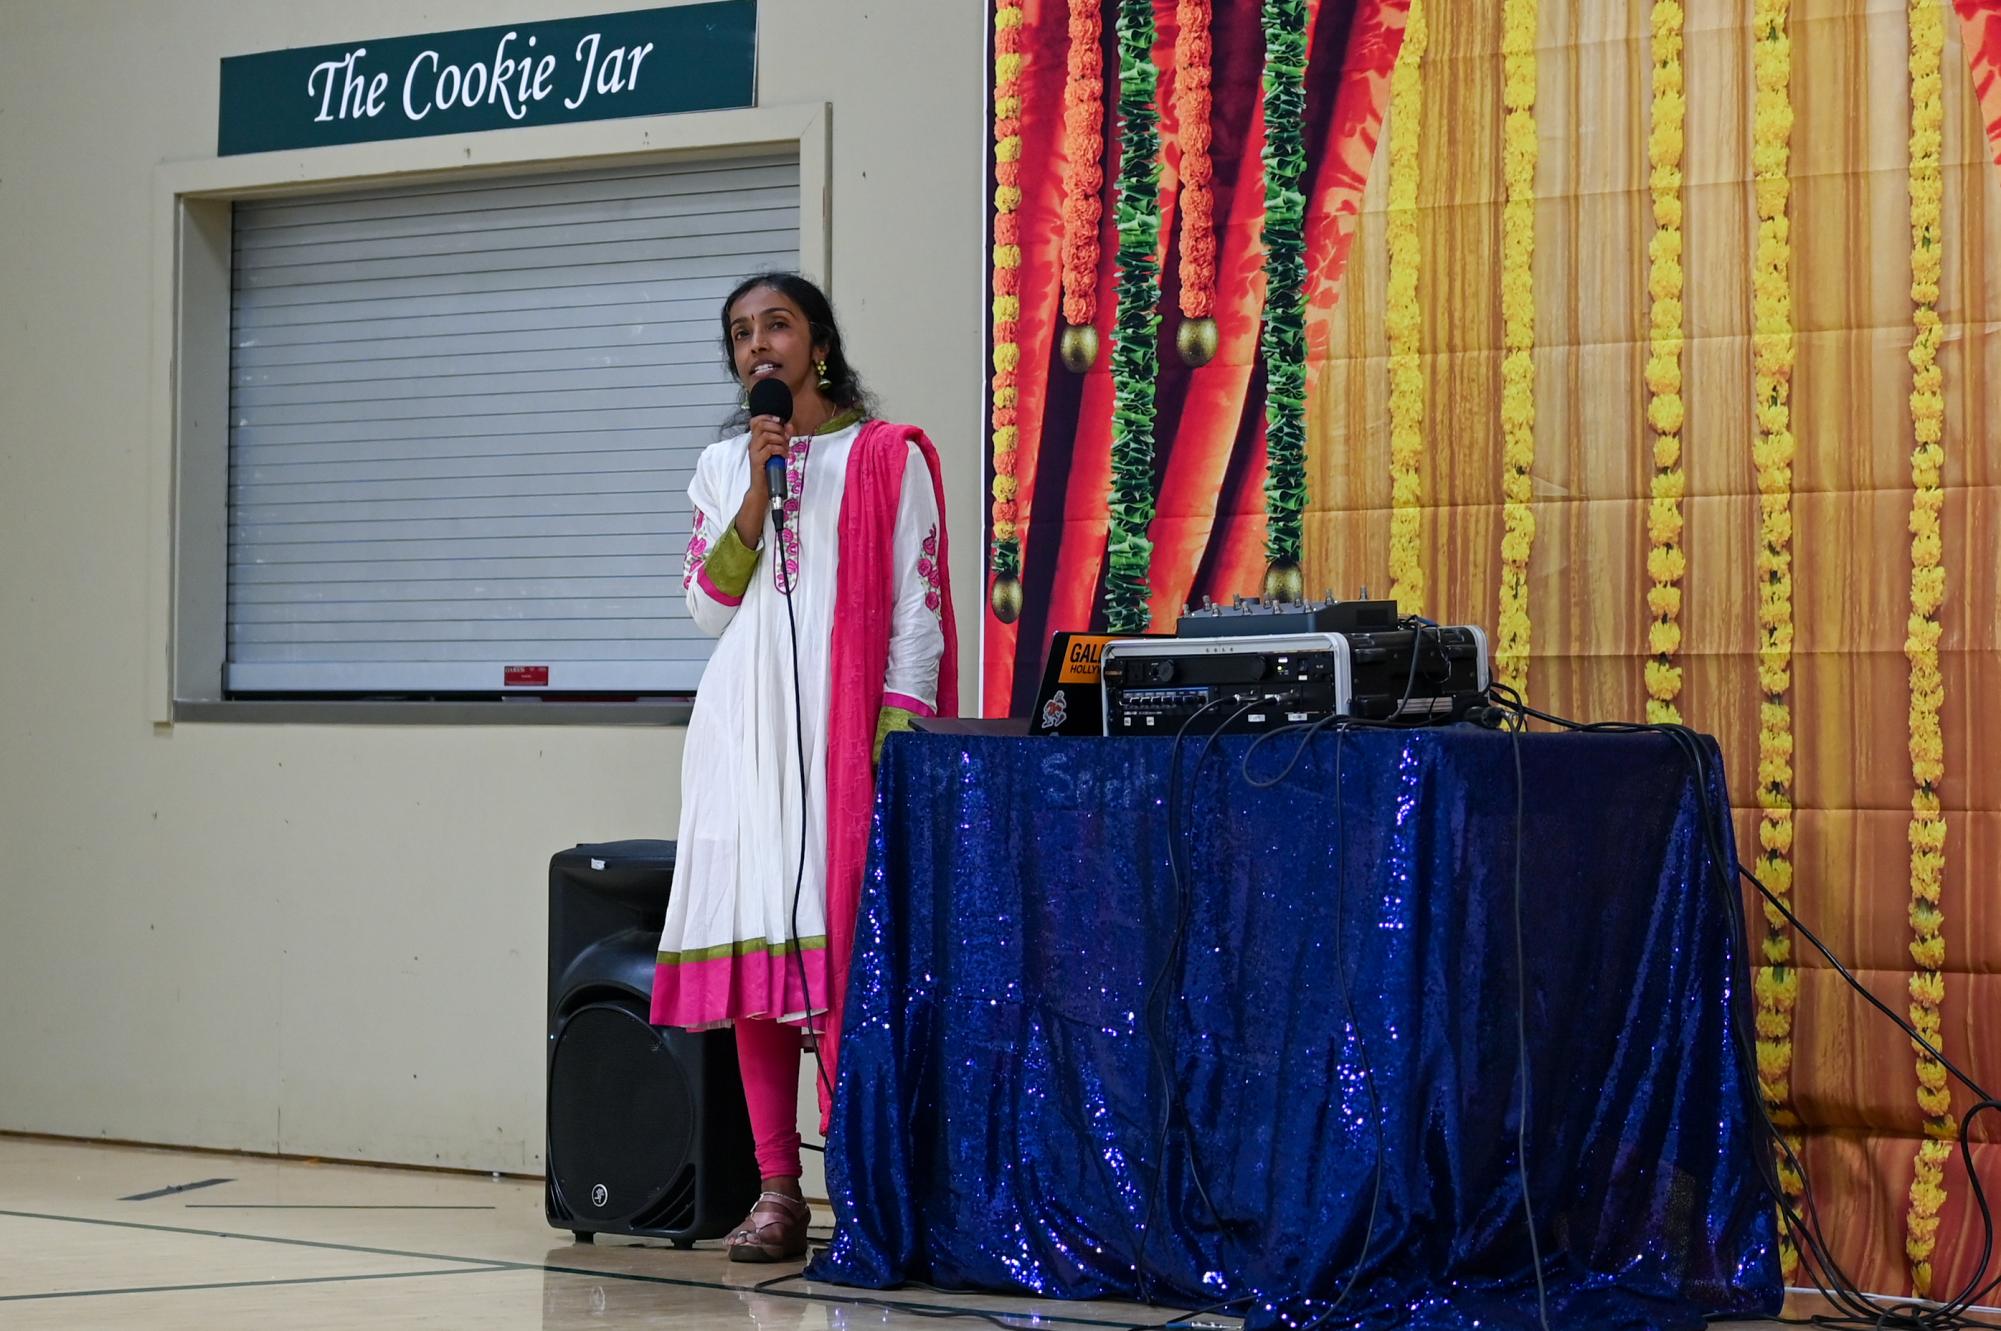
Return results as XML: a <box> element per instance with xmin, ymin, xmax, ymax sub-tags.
<box><xmin>734</xmin><ymin>377</ymin><xmax>797</xmax><ymax>548</ymax></box>
<box><xmin>734</xmin><ymin>413</ymin><xmax>790</xmax><ymax>548</ymax></box>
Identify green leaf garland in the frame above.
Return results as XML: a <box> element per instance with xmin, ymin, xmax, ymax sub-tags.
<box><xmin>1103</xmin><ymin>0</ymin><xmax>1162</xmax><ymax>632</ymax></box>
<box><xmin>1259</xmin><ymin>0</ymin><xmax>1309</xmax><ymax>569</ymax></box>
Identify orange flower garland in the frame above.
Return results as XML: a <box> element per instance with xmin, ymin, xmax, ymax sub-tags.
<box><xmin>1059</xmin><ymin>0</ymin><xmax>1106</xmax><ymax>362</ymax></box>
<box><xmin>1173</xmin><ymin>0</ymin><xmax>1217</xmax><ymax>363</ymax></box>
<box><xmin>989</xmin><ymin>0</ymin><xmax>1028</xmax><ymax>615</ymax></box>
<box><xmin>1173</xmin><ymin>0</ymin><xmax>1214</xmax><ymax>315</ymax></box>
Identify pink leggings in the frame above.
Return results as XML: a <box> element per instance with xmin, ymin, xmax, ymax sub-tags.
<box><xmin>734</xmin><ymin>1017</ymin><xmax>804</xmax><ymax>1180</ymax></box>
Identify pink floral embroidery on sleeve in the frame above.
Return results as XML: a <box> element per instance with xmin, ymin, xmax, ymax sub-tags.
<box><xmin>682</xmin><ymin>509</ymin><xmax>709</xmax><ymax>592</ymax></box>
<box><xmin>916</xmin><ymin>525</ymin><xmax>942</xmax><ymax>618</ymax></box>
<box><xmin>774</xmin><ymin>437</ymin><xmax>811</xmax><ymax>590</ymax></box>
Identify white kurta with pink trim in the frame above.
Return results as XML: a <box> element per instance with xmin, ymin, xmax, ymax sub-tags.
<box><xmin>652</xmin><ymin>420</ymin><xmax>944</xmax><ymax>1030</ymax></box>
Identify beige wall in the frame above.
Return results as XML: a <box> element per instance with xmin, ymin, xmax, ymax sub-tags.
<box><xmin>0</xmin><ymin>0</ymin><xmax>985</xmax><ymax>1186</ymax></box>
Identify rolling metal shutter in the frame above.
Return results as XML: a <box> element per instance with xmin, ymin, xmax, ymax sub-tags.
<box><xmin>226</xmin><ymin>153</ymin><xmax>799</xmax><ymax>694</ymax></box>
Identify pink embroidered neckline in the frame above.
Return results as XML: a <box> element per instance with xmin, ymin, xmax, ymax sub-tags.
<box><xmin>776</xmin><ymin>437</ymin><xmax>812</xmax><ymax>589</ymax></box>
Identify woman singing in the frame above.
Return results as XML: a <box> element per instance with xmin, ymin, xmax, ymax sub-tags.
<box><xmin>649</xmin><ymin>273</ymin><xmax>958</xmax><ymax>1261</ymax></box>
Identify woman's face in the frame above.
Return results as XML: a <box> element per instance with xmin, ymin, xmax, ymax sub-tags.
<box><xmin>726</xmin><ymin>286</ymin><xmax>828</xmax><ymax>404</ymax></box>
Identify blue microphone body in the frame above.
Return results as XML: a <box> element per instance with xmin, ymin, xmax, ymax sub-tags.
<box><xmin>765</xmin><ymin>454</ymin><xmax>787</xmax><ymax>512</ymax></box>
<box><xmin>746</xmin><ymin>378</ymin><xmax>794</xmax><ymax>527</ymax></box>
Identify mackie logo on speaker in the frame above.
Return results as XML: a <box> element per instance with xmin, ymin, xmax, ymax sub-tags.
<box><xmin>591</xmin><ymin>1183</ymin><xmax>608</xmax><ymax>1209</ymax></box>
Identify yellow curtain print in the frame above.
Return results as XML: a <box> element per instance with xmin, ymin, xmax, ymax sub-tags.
<box><xmin>1306</xmin><ymin>0</ymin><xmax>2001</xmax><ymax>1301</ymax></box>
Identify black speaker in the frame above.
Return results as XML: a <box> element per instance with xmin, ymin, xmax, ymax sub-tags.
<box><xmin>544</xmin><ymin>839</ymin><xmax>759</xmax><ymax>1246</ymax></box>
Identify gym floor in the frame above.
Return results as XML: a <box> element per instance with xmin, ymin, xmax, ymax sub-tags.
<box><xmin>0</xmin><ymin>1134</ymin><xmax>1804</xmax><ymax>1329</ymax></box>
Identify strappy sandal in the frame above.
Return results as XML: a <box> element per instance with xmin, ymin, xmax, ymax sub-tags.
<box><xmin>725</xmin><ymin>1191</ymin><xmax>811</xmax><ymax>1263</ymax></box>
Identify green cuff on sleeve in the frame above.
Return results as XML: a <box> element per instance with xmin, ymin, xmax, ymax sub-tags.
<box><xmin>874</xmin><ymin>705</ymin><xmax>918</xmax><ymax>763</ymax></box>
<box><xmin>701</xmin><ymin>523</ymin><xmax>762</xmax><ymax>600</ymax></box>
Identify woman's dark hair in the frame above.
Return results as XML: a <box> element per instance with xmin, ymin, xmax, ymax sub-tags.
<box><xmin>718</xmin><ymin>271</ymin><xmax>875</xmax><ymax>431</ymax></box>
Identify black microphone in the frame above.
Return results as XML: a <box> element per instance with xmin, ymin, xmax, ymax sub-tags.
<box><xmin>747</xmin><ymin>377</ymin><xmax>793</xmax><ymax>527</ymax></box>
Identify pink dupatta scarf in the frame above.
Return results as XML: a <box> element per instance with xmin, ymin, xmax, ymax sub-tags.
<box><xmin>817</xmin><ymin>420</ymin><xmax>959</xmax><ymax>1130</ymax></box>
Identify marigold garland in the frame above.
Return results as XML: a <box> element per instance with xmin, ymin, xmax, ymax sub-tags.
<box><xmin>1644</xmin><ymin>0</ymin><xmax>1687</xmax><ymax>726</ymax></box>
<box><xmin>1259</xmin><ymin>0</ymin><xmax>1311</xmax><ymax>591</ymax></box>
<box><xmin>1174</xmin><ymin>0</ymin><xmax>1216</xmax><ymax>320</ymax></box>
<box><xmin>1494</xmin><ymin>0</ymin><xmax>1539</xmax><ymax>694</ymax></box>
<box><xmin>1103</xmin><ymin>0</ymin><xmax>1164</xmax><ymax>632</ymax></box>
<box><xmin>989</xmin><ymin>0</ymin><xmax>1027</xmax><ymax>591</ymax></box>
<box><xmin>1060</xmin><ymin>0</ymin><xmax>1106</xmax><ymax>329</ymax></box>
<box><xmin>1385</xmin><ymin>0</ymin><xmax>1429</xmax><ymax>620</ymax></box>
<box><xmin>1904</xmin><ymin>0</ymin><xmax>1953</xmax><ymax>1294</ymax></box>
<box><xmin>1747</xmin><ymin>4</ymin><xmax>1800</xmax><ymax>1268</ymax></box>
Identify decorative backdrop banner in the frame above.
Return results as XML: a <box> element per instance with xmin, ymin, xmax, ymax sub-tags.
<box><xmin>983</xmin><ymin>0</ymin><xmax>2001</xmax><ymax>1306</ymax></box>
<box><xmin>983</xmin><ymin>0</ymin><xmax>1405</xmax><ymax>715</ymax></box>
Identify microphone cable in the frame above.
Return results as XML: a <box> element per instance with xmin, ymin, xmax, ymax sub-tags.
<box><xmin>772</xmin><ymin>440</ymin><xmax>836</xmax><ymax>1119</ymax></box>
<box><xmin>743</xmin><ymin>380</ymin><xmax>833</xmax><ymax>1110</ymax></box>
<box><xmin>1268</xmin><ymin>727</ymin><xmax>1391</xmax><ymax>1331</ymax></box>
<box><xmin>1502</xmin><ymin>703</ymin><xmax>1553</xmax><ymax>1331</ymax></box>
<box><xmin>1240</xmin><ymin>710</ymin><xmax>1529</xmax><ymax>1331</ymax></box>
<box><xmin>1481</xmin><ymin>682</ymin><xmax>2001</xmax><ymax>1331</ymax></box>
<box><xmin>1136</xmin><ymin>694</ymin><xmax>1260</xmax><ymax>1304</ymax></box>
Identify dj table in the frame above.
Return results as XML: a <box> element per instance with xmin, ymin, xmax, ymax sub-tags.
<box><xmin>806</xmin><ymin>728</ymin><xmax>1781</xmax><ymax>1331</ymax></box>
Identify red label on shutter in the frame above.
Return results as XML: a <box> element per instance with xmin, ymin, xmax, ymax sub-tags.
<box><xmin>504</xmin><ymin>666</ymin><xmax>550</xmax><ymax>687</ymax></box>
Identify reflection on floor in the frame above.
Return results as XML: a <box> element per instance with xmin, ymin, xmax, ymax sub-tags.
<box><xmin>0</xmin><ymin>1134</ymin><xmax>1806</xmax><ymax>1329</ymax></box>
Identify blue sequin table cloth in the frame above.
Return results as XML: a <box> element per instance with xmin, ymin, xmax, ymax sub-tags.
<box><xmin>807</xmin><ymin>729</ymin><xmax>1780</xmax><ymax>1331</ymax></box>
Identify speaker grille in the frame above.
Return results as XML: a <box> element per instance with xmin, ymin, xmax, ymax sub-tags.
<box><xmin>548</xmin><ymin>1000</ymin><xmax>695</xmax><ymax>1228</ymax></box>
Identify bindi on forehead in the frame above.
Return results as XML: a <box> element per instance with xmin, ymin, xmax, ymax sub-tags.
<box><xmin>729</xmin><ymin>290</ymin><xmax>801</xmax><ymax>326</ymax></box>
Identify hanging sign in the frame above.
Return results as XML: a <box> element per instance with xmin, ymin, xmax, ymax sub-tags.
<box><xmin>219</xmin><ymin>1</ymin><xmax>755</xmax><ymax>156</ymax></box>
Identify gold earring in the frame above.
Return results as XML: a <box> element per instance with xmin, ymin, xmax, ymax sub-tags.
<box><xmin>817</xmin><ymin>359</ymin><xmax>831</xmax><ymax>388</ymax></box>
